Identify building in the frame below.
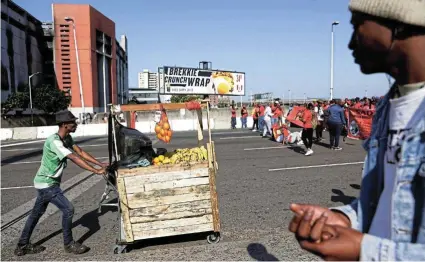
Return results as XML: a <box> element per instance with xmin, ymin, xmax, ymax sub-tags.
<box><xmin>138</xmin><ymin>69</ymin><xmax>158</xmax><ymax>90</ymax></box>
<box><xmin>1</xmin><ymin>1</ymin><xmax>129</xmax><ymax>116</ymax></box>
<box><xmin>209</xmin><ymin>95</ymin><xmax>219</xmax><ymax>107</ymax></box>
<box><xmin>1</xmin><ymin>0</ymin><xmax>49</xmax><ymax>102</ymax></box>
<box><xmin>52</xmin><ymin>3</ymin><xmax>129</xmax><ymax>115</ymax></box>
<box><xmin>128</xmin><ymin>87</ymin><xmax>159</xmax><ymax>104</ymax></box>
<box><xmin>116</xmin><ymin>35</ymin><xmax>128</xmax><ymax>104</ymax></box>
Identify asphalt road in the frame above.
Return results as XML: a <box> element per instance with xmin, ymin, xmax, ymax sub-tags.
<box><xmin>1</xmin><ymin>129</ymin><xmax>365</xmax><ymax>261</ymax></box>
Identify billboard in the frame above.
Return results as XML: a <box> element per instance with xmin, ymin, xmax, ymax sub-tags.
<box><xmin>161</xmin><ymin>66</ymin><xmax>245</xmax><ymax>96</ymax></box>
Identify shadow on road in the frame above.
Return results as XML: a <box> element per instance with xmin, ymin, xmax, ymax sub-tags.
<box><xmin>350</xmin><ymin>184</ymin><xmax>361</xmax><ymax>190</ymax></box>
<box><xmin>331</xmin><ymin>189</ymin><xmax>356</xmax><ymax>205</ymax></box>
<box><xmin>286</xmin><ymin>145</ymin><xmax>305</xmax><ymax>155</ymax></box>
<box><xmin>1</xmin><ymin>137</ymin><xmax>104</xmax><ymax>166</ymax></box>
<box><xmin>247</xmin><ymin>243</ymin><xmax>279</xmax><ymax>261</ymax></box>
<box><xmin>128</xmin><ymin>232</ymin><xmax>207</xmax><ymax>252</ymax></box>
<box><xmin>34</xmin><ymin>204</ymin><xmax>115</xmax><ymax>246</ymax></box>
<box><xmin>313</xmin><ymin>140</ymin><xmax>331</xmax><ymax>149</ymax></box>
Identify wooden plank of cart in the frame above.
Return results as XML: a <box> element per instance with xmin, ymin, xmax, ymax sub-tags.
<box><xmin>109</xmin><ymin>100</ymin><xmax>220</xmax><ymax>254</ymax></box>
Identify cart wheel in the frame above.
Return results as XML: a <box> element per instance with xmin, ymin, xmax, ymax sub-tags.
<box><xmin>207</xmin><ymin>232</ymin><xmax>221</xmax><ymax>244</ymax></box>
<box><xmin>113</xmin><ymin>245</ymin><xmax>127</xmax><ymax>254</ymax></box>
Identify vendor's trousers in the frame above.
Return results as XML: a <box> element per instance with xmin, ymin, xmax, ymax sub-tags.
<box><xmin>18</xmin><ymin>185</ymin><xmax>74</xmax><ymax>246</ymax></box>
<box><xmin>263</xmin><ymin>118</ymin><xmax>272</xmax><ymax>137</ymax></box>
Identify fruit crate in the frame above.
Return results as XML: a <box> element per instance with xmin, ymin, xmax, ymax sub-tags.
<box><xmin>107</xmin><ymin>101</ymin><xmax>220</xmax><ymax>254</ymax></box>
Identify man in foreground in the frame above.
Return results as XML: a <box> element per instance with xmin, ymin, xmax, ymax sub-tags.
<box><xmin>15</xmin><ymin>110</ymin><xmax>108</xmax><ymax>256</ymax></box>
<box><xmin>289</xmin><ymin>0</ymin><xmax>425</xmax><ymax>260</ymax></box>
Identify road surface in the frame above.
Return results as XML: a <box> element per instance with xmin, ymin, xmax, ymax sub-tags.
<box><xmin>1</xmin><ymin>129</ymin><xmax>364</xmax><ymax>260</ymax></box>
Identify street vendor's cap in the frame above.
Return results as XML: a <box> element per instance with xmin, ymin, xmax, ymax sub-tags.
<box><xmin>349</xmin><ymin>0</ymin><xmax>425</xmax><ymax>27</ymax></box>
<box><xmin>56</xmin><ymin>110</ymin><xmax>77</xmax><ymax>124</ymax></box>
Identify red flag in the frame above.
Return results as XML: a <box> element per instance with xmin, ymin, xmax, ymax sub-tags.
<box><xmin>286</xmin><ymin>106</ymin><xmax>306</xmax><ymax>128</ymax></box>
<box><xmin>345</xmin><ymin>108</ymin><xmax>374</xmax><ymax>140</ymax></box>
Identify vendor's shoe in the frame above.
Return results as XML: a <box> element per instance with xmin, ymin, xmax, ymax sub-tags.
<box><xmin>64</xmin><ymin>241</ymin><xmax>90</xmax><ymax>254</ymax></box>
<box><xmin>14</xmin><ymin>243</ymin><xmax>46</xmax><ymax>256</ymax></box>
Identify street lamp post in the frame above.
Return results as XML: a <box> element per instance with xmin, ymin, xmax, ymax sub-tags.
<box><xmin>330</xmin><ymin>21</ymin><xmax>339</xmax><ymax>101</ymax></box>
<box><xmin>28</xmin><ymin>72</ymin><xmax>41</xmax><ymax>126</ymax></box>
<box><xmin>288</xmin><ymin>89</ymin><xmax>291</xmax><ymax>105</ymax></box>
<box><xmin>65</xmin><ymin>16</ymin><xmax>85</xmax><ymax>122</ymax></box>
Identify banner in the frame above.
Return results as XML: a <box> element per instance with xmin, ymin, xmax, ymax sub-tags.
<box><xmin>286</xmin><ymin>106</ymin><xmax>306</xmax><ymax>128</ymax></box>
<box><xmin>345</xmin><ymin>108</ymin><xmax>374</xmax><ymax>140</ymax></box>
<box><xmin>162</xmin><ymin>66</ymin><xmax>245</xmax><ymax>96</ymax></box>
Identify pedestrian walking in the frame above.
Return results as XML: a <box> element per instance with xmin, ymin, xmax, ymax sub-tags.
<box><xmin>300</xmin><ymin>103</ymin><xmax>315</xmax><ymax>156</ymax></box>
<box><xmin>14</xmin><ymin>110</ymin><xmax>107</xmax><ymax>256</ymax></box>
<box><xmin>241</xmin><ymin>106</ymin><xmax>248</xmax><ymax>128</ymax></box>
<box><xmin>262</xmin><ymin>103</ymin><xmax>273</xmax><ymax>137</ymax></box>
<box><xmin>326</xmin><ymin>99</ymin><xmax>346</xmax><ymax>150</ymax></box>
<box><xmin>230</xmin><ymin>106</ymin><xmax>236</xmax><ymax>129</ymax></box>
<box><xmin>314</xmin><ymin>101</ymin><xmax>324</xmax><ymax>141</ymax></box>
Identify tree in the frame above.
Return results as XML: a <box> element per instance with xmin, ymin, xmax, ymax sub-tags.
<box><xmin>32</xmin><ymin>84</ymin><xmax>70</xmax><ymax>113</ymax></box>
<box><xmin>1</xmin><ymin>90</ymin><xmax>29</xmax><ymax>113</ymax></box>
<box><xmin>2</xmin><ymin>84</ymin><xmax>70</xmax><ymax>114</ymax></box>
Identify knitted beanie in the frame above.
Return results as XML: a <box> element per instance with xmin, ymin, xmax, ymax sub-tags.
<box><xmin>349</xmin><ymin>0</ymin><xmax>425</xmax><ymax>27</ymax></box>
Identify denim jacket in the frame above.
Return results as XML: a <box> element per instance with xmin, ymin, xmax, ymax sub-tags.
<box><xmin>332</xmin><ymin>85</ymin><xmax>425</xmax><ymax>261</ymax></box>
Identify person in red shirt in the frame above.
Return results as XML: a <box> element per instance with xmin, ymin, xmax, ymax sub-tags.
<box><xmin>230</xmin><ymin>106</ymin><xmax>236</xmax><ymax>129</ymax></box>
<box><xmin>240</xmin><ymin>106</ymin><xmax>248</xmax><ymax>128</ymax></box>
<box><xmin>352</xmin><ymin>97</ymin><xmax>362</xmax><ymax>109</ymax></box>
<box><xmin>300</xmin><ymin>103</ymin><xmax>315</xmax><ymax>156</ymax></box>
<box><xmin>251</xmin><ymin>104</ymin><xmax>260</xmax><ymax>131</ymax></box>
<box><xmin>272</xmin><ymin>101</ymin><xmax>281</xmax><ymax>126</ymax></box>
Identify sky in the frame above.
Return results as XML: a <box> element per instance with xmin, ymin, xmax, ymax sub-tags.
<box><xmin>16</xmin><ymin>0</ymin><xmax>394</xmax><ymax>100</ymax></box>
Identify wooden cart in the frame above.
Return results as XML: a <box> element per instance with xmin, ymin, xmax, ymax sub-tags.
<box><xmin>106</xmin><ymin>101</ymin><xmax>220</xmax><ymax>254</ymax></box>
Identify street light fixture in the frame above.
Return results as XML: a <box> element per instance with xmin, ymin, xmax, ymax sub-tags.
<box><xmin>65</xmin><ymin>16</ymin><xmax>85</xmax><ymax>122</ymax></box>
<box><xmin>330</xmin><ymin>21</ymin><xmax>339</xmax><ymax>100</ymax></box>
<box><xmin>288</xmin><ymin>89</ymin><xmax>291</xmax><ymax>105</ymax></box>
<box><xmin>28</xmin><ymin>72</ymin><xmax>41</xmax><ymax>126</ymax></box>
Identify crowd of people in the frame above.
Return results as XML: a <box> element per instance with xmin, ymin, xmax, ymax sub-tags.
<box><xmin>230</xmin><ymin>96</ymin><xmax>380</xmax><ymax>156</ymax></box>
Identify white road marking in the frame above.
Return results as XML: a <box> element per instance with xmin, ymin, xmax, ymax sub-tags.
<box><xmin>212</xmin><ymin>131</ymin><xmax>251</xmax><ymax>135</ymax></box>
<box><xmin>6</xmin><ymin>156</ymin><xmax>109</xmax><ymax>165</ymax></box>
<box><xmin>220</xmin><ymin>136</ymin><xmax>262</xmax><ymax>140</ymax></box>
<box><xmin>0</xmin><ymin>170</ymin><xmax>103</xmax><ymax>246</ymax></box>
<box><xmin>244</xmin><ymin>146</ymin><xmax>290</xmax><ymax>151</ymax></box>
<box><xmin>0</xmin><ymin>140</ymin><xmax>46</xmax><ymax>148</ymax></box>
<box><xmin>269</xmin><ymin>161</ymin><xmax>365</xmax><ymax>172</ymax></box>
<box><xmin>1</xmin><ymin>143</ymin><xmax>109</xmax><ymax>152</ymax></box>
<box><xmin>1</xmin><ymin>186</ymin><xmax>34</xmax><ymax>190</ymax></box>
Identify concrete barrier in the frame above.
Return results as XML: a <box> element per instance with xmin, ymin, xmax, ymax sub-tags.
<box><xmin>37</xmin><ymin>125</ymin><xmax>59</xmax><ymax>139</ymax></box>
<box><xmin>1</xmin><ymin>128</ymin><xmax>13</xmax><ymax>140</ymax></box>
<box><xmin>1</xmin><ymin>111</ymin><xmax>255</xmax><ymax>141</ymax></box>
<box><xmin>12</xmin><ymin>127</ymin><xmax>38</xmax><ymax>140</ymax></box>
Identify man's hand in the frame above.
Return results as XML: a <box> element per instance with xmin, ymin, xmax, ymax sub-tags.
<box><xmin>94</xmin><ymin>167</ymin><xmax>107</xmax><ymax>175</ymax></box>
<box><xmin>298</xmin><ymin>225</ymin><xmax>363</xmax><ymax>261</ymax></box>
<box><xmin>289</xmin><ymin>204</ymin><xmax>351</xmax><ymax>232</ymax></box>
<box><xmin>99</xmin><ymin>162</ymin><xmax>109</xmax><ymax>168</ymax></box>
